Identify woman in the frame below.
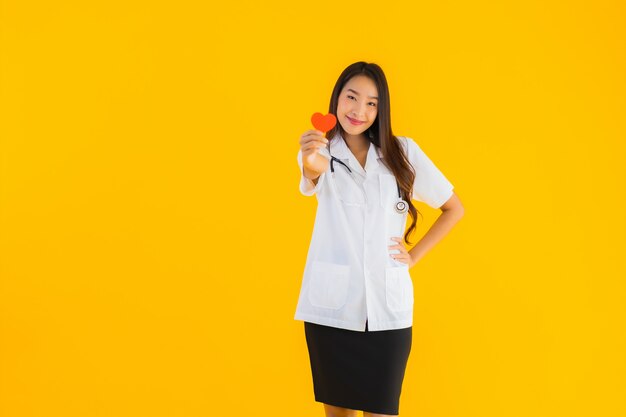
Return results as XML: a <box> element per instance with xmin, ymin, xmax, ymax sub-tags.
<box><xmin>295</xmin><ymin>61</ymin><xmax>465</xmax><ymax>417</ymax></box>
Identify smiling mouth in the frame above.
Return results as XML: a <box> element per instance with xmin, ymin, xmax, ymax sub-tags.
<box><xmin>347</xmin><ymin>116</ymin><xmax>365</xmax><ymax>125</ymax></box>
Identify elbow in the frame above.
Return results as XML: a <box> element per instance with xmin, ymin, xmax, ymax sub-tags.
<box><xmin>440</xmin><ymin>203</ymin><xmax>465</xmax><ymax>222</ymax></box>
<box><xmin>438</xmin><ymin>191</ymin><xmax>464</xmax><ymax>218</ymax></box>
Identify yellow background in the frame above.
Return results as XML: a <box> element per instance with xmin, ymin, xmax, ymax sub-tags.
<box><xmin>1</xmin><ymin>1</ymin><xmax>625</xmax><ymax>416</ymax></box>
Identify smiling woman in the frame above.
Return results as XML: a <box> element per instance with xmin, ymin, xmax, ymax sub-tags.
<box><xmin>295</xmin><ymin>60</ymin><xmax>464</xmax><ymax>417</ymax></box>
<box><xmin>322</xmin><ymin>66</ymin><xmax>429</xmax><ymax>247</ymax></box>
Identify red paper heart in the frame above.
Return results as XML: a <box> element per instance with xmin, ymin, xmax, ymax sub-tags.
<box><xmin>311</xmin><ymin>112</ymin><xmax>337</xmax><ymax>133</ymax></box>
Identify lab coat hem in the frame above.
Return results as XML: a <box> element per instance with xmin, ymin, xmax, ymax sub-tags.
<box><xmin>366</xmin><ymin>318</ymin><xmax>413</xmax><ymax>332</ymax></box>
<box><xmin>294</xmin><ymin>312</ymin><xmax>412</xmax><ymax>332</ymax></box>
<box><xmin>294</xmin><ymin>313</ymin><xmax>366</xmax><ymax>332</ymax></box>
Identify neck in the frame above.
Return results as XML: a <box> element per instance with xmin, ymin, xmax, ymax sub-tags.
<box><xmin>342</xmin><ymin>132</ymin><xmax>370</xmax><ymax>152</ymax></box>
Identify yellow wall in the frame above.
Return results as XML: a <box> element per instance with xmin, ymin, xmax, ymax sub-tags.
<box><xmin>1</xmin><ymin>1</ymin><xmax>624</xmax><ymax>416</ymax></box>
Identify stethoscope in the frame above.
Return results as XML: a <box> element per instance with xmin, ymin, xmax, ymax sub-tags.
<box><xmin>329</xmin><ymin>155</ymin><xmax>409</xmax><ymax>214</ymax></box>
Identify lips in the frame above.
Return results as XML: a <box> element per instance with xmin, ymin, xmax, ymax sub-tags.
<box><xmin>347</xmin><ymin>116</ymin><xmax>365</xmax><ymax>125</ymax></box>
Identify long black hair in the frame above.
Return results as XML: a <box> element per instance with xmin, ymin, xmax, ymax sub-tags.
<box><xmin>325</xmin><ymin>61</ymin><xmax>422</xmax><ymax>245</ymax></box>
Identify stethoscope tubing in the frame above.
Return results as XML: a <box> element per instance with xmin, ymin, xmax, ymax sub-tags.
<box><xmin>329</xmin><ymin>155</ymin><xmax>409</xmax><ymax>214</ymax></box>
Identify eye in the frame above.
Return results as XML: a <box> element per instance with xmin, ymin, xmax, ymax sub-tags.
<box><xmin>348</xmin><ymin>95</ymin><xmax>376</xmax><ymax>106</ymax></box>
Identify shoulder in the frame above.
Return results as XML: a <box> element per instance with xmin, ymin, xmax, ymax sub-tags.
<box><xmin>399</xmin><ymin>135</ymin><xmax>432</xmax><ymax>155</ymax></box>
<box><xmin>397</xmin><ymin>134</ymin><xmax>422</xmax><ymax>146</ymax></box>
<box><xmin>394</xmin><ymin>135</ymin><xmax>421</xmax><ymax>156</ymax></box>
<box><xmin>395</xmin><ymin>134</ymin><xmax>419</xmax><ymax>146</ymax></box>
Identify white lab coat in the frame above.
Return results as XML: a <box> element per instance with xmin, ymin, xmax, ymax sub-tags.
<box><xmin>294</xmin><ymin>131</ymin><xmax>454</xmax><ymax>331</ymax></box>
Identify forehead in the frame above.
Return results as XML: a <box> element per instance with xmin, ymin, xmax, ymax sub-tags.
<box><xmin>341</xmin><ymin>75</ymin><xmax>378</xmax><ymax>96</ymax></box>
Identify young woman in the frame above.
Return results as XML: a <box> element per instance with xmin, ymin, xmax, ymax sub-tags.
<box><xmin>295</xmin><ymin>61</ymin><xmax>465</xmax><ymax>417</ymax></box>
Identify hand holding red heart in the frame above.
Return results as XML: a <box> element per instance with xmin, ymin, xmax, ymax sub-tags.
<box><xmin>299</xmin><ymin>112</ymin><xmax>336</xmax><ymax>170</ymax></box>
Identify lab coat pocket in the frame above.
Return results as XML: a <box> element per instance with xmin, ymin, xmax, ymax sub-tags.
<box><xmin>308</xmin><ymin>261</ymin><xmax>351</xmax><ymax>309</ymax></box>
<box><xmin>385</xmin><ymin>265</ymin><xmax>414</xmax><ymax>311</ymax></box>
<box><xmin>333</xmin><ymin>168</ymin><xmax>367</xmax><ymax>206</ymax></box>
<box><xmin>379</xmin><ymin>173</ymin><xmax>399</xmax><ymax>213</ymax></box>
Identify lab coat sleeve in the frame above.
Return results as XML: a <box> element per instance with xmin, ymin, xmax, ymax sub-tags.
<box><xmin>297</xmin><ymin>147</ymin><xmax>330</xmax><ymax>196</ymax></box>
<box><xmin>403</xmin><ymin>136</ymin><xmax>454</xmax><ymax>209</ymax></box>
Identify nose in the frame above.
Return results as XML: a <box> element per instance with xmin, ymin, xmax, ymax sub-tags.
<box><xmin>351</xmin><ymin>109</ymin><xmax>365</xmax><ymax>120</ymax></box>
<box><xmin>351</xmin><ymin>103</ymin><xmax>369</xmax><ymax>119</ymax></box>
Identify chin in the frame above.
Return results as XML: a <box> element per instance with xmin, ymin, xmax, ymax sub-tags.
<box><xmin>342</xmin><ymin>123</ymin><xmax>370</xmax><ymax>135</ymax></box>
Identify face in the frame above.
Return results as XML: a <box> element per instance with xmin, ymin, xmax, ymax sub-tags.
<box><xmin>336</xmin><ymin>75</ymin><xmax>379</xmax><ymax>138</ymax></box>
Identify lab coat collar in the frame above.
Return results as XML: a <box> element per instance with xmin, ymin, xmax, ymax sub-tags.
<box><xmin>328</xmin><ymin>131</ymin><xmax>383</xmax><ymax>177</ymax></box>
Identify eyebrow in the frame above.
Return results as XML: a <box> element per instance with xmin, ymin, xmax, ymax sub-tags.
<box><xmin>347</xmin><ymin>88</ymin><xmax>378</xmax><ymax>100</ymax></box>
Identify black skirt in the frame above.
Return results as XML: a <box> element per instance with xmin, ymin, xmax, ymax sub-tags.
<box><xmin>304</xmin><ymin>319</ymin><xmax>412</xmax><ymax>415</ymax></box>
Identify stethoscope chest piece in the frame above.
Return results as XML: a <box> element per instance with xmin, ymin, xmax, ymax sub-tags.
<box><xmin>395</xmin><ymin>199</ymin><xmax>409</xmax><ymax>214</ymax></box>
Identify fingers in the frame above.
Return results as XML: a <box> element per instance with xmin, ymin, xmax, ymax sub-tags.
<box><xmin>389</xmin><ymin>237</ymin><xmax>409</xmax><ymax>263</ymax></box>
<box><xmin>303</xmin><ymin>129</ymin><xmax>325</xmax><ymax>137</ymax></box>
<box><xmin>390</xmin><ymin>252</ymin><xmax>410</xmax><ymax>264</ymax></box>
<box><xmin>300</xmin><ymin>130</ymin><xmax>329</xmax><ymax>156</ymax></box>
<box><xmin>301</xmin><ymin>129</ymin><xmax>325</xmax><ymax>139</ymax></box>
<box><xmin>388</xmin><ymin>237</ymin><xmax>406</xmax><ymax>251</ymax></box>
<box><xmin>300</xmin><ymin>130</ymin><xmax>329</xmax><ymax>147</ymax></box>
<box><xmin>301</xmin><ymin>141</ymin><xmax>327</xmax><ymax>154</ymax></box>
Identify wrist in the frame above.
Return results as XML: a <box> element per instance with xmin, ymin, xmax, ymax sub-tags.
<box><xmin>408</xmin><ymin>249</ymin><xmax>421</xmax><ymax>267</ymax></box>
